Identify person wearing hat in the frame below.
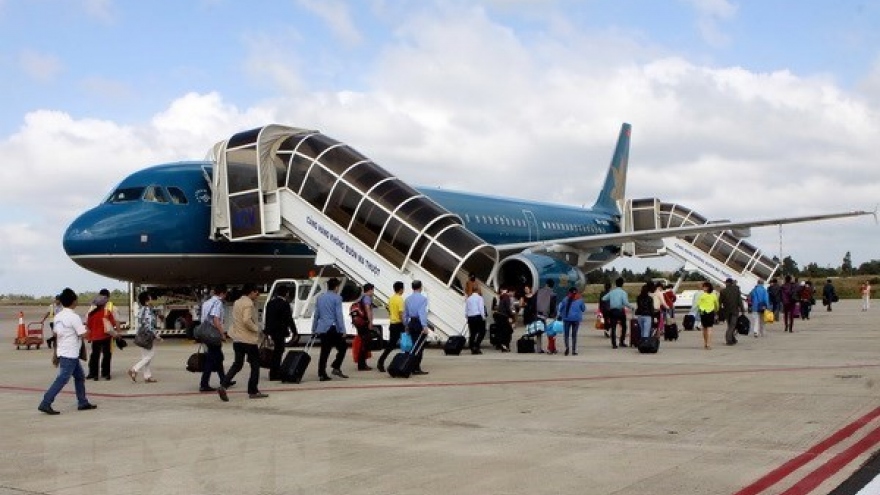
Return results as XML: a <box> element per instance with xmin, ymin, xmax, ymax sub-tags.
<box><xmin>718</xmin><ymin>278</ymin><xmax>745</xmax><ymax>345</ymax></box>
<box><xmin>85</xmin><ymin>293</ymin><xmax>119</xmax><ymax>380</ymax></box>
<box><xmin>749</xmin><ymin>280</ymin><xmax>770</xmax><ymax>337</ymax></box>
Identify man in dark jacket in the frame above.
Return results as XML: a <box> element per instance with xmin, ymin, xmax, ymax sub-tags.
<box><xmin>822</xmin><ymin>279</ymin><xmax>838</xmax><ymax>312</ymax></box>
<box><xmin>719</xmin><ymin>278</ymin><xmax>745</xmax><ymax>345</ymax></box>
<box><xmin>264</xmin><ymin>285</ymin><xmax>296</xmax><ymax>381</ymax></box>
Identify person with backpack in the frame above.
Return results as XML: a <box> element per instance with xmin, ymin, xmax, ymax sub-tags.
<box><xmin>558</xmin><ymin>287</ymin><xmax>587</xmax><ymax>356</ymax></box>
<box><xmin>352</xmin><ymin>283</ymin><xmax>375</xmax><ymax>371</ymax></box>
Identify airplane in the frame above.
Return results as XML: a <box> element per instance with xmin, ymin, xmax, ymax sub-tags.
<box><xmin>63</xmin><ymin>123</ymin><xmax>872</xmax><ymax>310</ymax></box>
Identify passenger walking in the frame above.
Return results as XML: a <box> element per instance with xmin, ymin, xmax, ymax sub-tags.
<box><xmin>799</xmin><ymin>281</ymin><xmax>815</xmax><ymax>320</ymax></box>
<box><xmin>601</xmin><ymin>277</ymin><xmax>634</xmax><ymax>348</ymax></box>
<box><xmin>634</xmin><ymin>284</ymin><xmax>654</xmax><ymax>340</ymax></box>
<box><xmin>697</xmin><ymin>282</ymin><xmax>719</xmax><ymax>349</ymax></box>
<box><xmin>689</xmin><ymin>288</ymin><xmax>704</xmax><ymax>330</ymax></box>
<box><xmin>199</xmin><ymin>285</ymin><xmax>230</xmax><ymax>394</ymax></box>
<box><xmin>465</xmin><ymin>287</ymin><xmax>487</xmax><ymax>354</ymax></box>
<box><xmin>86</xmin><ymin>293</ymin><xmax>118</xmax><ymax>380</ymax></box>
<box><xmin>749</xmin><ymin>280</ymin><xmax>770</xmax><ymax>338</ymax></box>
<box><xmin>862</xmin><ymin>281</ymin><xmax>871</xmax><ymax>311</ymax></box>
<box><xmin>558</xmin><ymin>287</ymin><xmax>586</xmax><ymax>356</ymax></box>
<box><xmin>377</xmin><ymin>281</ymin><xmax>405</xmax><ymax>373</ymax></box>
<box><xmin>38</xmin><ymin>288</ymin><xmax>97</xmax><ymax>415</ymax></box>
<box><xmin>598</xmin><ymin>281</ymin><xmax>612</xmax><ymax>339</ymax></box>
<box><xmin>265</xmin><ymin>285</ymin><xmax>296</xmax><ymax>381</ymax></box>
<box><xmin>128</xmin><ymin>291</ymin><xmax>162</xmax><ymax>383</ymax></box>
<box><xmin>534</xmin><ymin>279</ymin><xmax>559</xmax><ymax>352</ymax></box>
<box><xmin>353</xmin><ymin>283</ymin><xmax>375</xmax><ymax>371</ymax></box>
<box><xmin>222</xmin><ymin>284</ymin><xmax>266</xmax><ymax>399</ymax></box>
<box><xmin>313</xmin><ymin>278</ymin><xmax>349</xmax><ymax>381</ymax></box>
<box><xmin>651</xmin><ymin>283</ymin><xmax>671</xmax><ymax>331</ymax></box>
<box><xmin>492</xmin><ymin>288</ymin><xmax>515</xmax><ymax>352</ymax></box>
<box><xmin>40</xmin><ymin>295</ymin><xmax>62</xmax><ymax>349</ymax></box>
<box><xmin>780</xmin><ymin>276</ymin><xmax>798</xmax><ymax>332</ymax></box>
<box><xmin>403</xmin><ymin>280</ymin><xmax>430</xmax><ymax>375</ymax></box>
<box><xmin>719</xmin><ymin>278</ymin><xmax>745</xmax><ymax>346</ymax></box>
<box><xmin>768</xmin><ymin>278</ymin><xmax>782</xmax><ymax>322</ymax></box>
<box><xmin>822</xmin><ymin>279</ymin><xmax>837</xmax><ymax>312</ymax></box>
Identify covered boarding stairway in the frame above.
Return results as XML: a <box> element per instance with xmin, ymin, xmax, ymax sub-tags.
<box><xmin>208</xmin><ymin>125</ymin><xmax>498</xmax><ymax>338</ymax></box>
<box><xmin>625</xmin><ymin>198</ymin><xmax>778</xmax><ymax>295</ymax></box>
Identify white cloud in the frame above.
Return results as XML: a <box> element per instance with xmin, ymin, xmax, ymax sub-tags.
<box><xmin>82</xmin><ymin>0</ymin><xmax>115</xmax><ymax>24</ymax></box>
<box><xmin>682</xmin><ymin>0</ymin><xmax>737</xmax><ymax>46</ymax></box>
<box><xmin>297</xmin><ymin>0</ymin><xmax>362</xmax><ymax>47</ymax></box>
<box><xmin>19</xmin><ymin>49</ymin><xmax>63</xmax><ymax>83</ymax></box>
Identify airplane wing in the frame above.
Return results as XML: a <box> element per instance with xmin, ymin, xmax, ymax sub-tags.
<box><xmin>494</xmin><ymin>209</ymin><xmax>875</xmax><ymax>254</ymax></box>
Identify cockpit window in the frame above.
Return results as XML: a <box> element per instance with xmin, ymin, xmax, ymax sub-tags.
<box><xmin>167</xmin><ymin>187</ymin><xmax>188</xmax><ymax>205</ymax></box>
<box><xmin>106</xmin><ymin>187</ymin><xmax>145</xmax><ymax>203</ymax></box>
<box><xmin>144</xmin><ymin>186</ymin><xmax>168</xmax><ymax>204</ymax></box>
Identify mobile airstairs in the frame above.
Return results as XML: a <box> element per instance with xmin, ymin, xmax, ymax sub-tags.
<box><xmin>207</xmin><ymin>125</ymin><xmax>498</xmax><ymax>339</ymax></box>
<box><xmin>624</xmin><ymin>198</ymin><xmax>779</xmax><ymax>295</ymax></box>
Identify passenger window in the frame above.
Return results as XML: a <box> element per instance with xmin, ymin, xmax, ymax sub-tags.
<box><xmin>167</xmin><ymin>187</ymin><xmax>188</xmax><ymax>205</ymax></box>
<box><xmin>144</xmin><ymin>186</ymin><xmax>168</xmax><ymax>204</ymax></box>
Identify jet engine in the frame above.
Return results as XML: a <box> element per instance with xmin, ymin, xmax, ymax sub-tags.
<box><xmin>496</xmin><ymin>253</ymin><xmax>586</xmax><ymax>294</ymax></box>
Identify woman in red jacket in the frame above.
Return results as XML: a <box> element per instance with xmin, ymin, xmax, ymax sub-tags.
<box><xmin>86</xmin><ymin>295</ymin><xmax>118</xmax><ymax>380</ymax></box>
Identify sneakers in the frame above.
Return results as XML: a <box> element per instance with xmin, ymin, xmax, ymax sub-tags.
<box><xmin>38</xmin><ymin>404</ymin><xmax>60</xmax><ymax>415</ymax></box>
<box><xmin>217</xmin><ymin>387</ymin><xmax>229</xmax><ymax>402</ymax></box>
<box><xmin>331</xmin><ymin>368</ymin><xmax>349</xmax><ymax>379</ymax></box>
<box><xmin>248</xmin><ymin>393</ymin><xmax>269</xmax><ymax>399</ymax></box>
<box><xmin>77</xmin><ymin>403</ymin><xmax>98</xmax><ymax>411</ymax></box>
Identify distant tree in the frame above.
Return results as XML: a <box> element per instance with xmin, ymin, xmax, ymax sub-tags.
<box><xmin>781</xmin><ymin>256</ymin><xmax>799</xmax><ymax>276</ymax></box>
<box><xmin>842</xmin><ymin>251</ymin><xmax>853</xmax><ymax>275</ymax></box>
<box><xmin>857</xmin><ymin>259</ymin><xmax>880</xmax><ymax>275</ymax></box>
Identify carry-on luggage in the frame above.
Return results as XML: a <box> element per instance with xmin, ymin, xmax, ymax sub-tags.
<box><xmin>638</xmin><ymin>335</ymin><xmax>660</xmax><ymax>354</ymax></box>
<box><xmin>682</xmin><ymin>314</ymin><xmax>696</xmax><ymax>331</ymax></box>
<box><xmin>736</xmin><ymin>315</ymin><xmax>750</xmax><ymax>335</ymax></box>
<box><xmin>664</xmin><ymin>323</ymin><xmax>679</xmax><ymax>341</ymax></box>
<box><xmin>516</xmin><ymin>335</ymin><xmax>536</xmax><ymax>353</ymax></box>
<box><xmin>280</xmin><ymin>336</ymin><xmax>316</xmax><ymax>384</ymax></box>
<box><xmin>488</xmin><ymin>323</ymin><xmax>500</xmax><ymax>347</ymax></box>
<box><xmin>629</xmin><ymin>319</ymin><xmax>641</xmax><ymax>348</ymax></box>
<box><xmin>388</xmin><ymin>334</ymin><xmax>427</xmax><ymax>378</ymax></box>
<box><xmin>444</xmin><ymin>336</ymin><xmax>467</xmax><ymax>355</ymax></box>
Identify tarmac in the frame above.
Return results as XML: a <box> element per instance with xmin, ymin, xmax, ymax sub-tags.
<box><xmin>1</xmin><ymin>299</ymin><xmax>878</xmax><ymax>495</ymax></box>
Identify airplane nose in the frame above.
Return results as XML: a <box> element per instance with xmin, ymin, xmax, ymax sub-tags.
<box><xmin>62</xmin><ymin>207</ymin><xmax>117</xmax><ymax>257</ymax></box>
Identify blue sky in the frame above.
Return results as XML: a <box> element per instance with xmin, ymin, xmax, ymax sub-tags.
<box><xmin>1</xmin><ymin>0</ymin><xmax>879</xmax><ymax>296</ymax></box>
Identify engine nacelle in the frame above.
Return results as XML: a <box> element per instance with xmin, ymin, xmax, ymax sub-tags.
<box><xmin>496</xmin><ymin>253</ymin><xmax>586</xmax><ymax>295</ymax></box>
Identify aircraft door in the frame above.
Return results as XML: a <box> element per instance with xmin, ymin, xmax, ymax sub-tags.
<box><xmin>522</xmin><ymin>209</ymin><xmax>539</xmax><ymax>241</ymax></box>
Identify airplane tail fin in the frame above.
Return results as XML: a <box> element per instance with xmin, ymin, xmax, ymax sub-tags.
<box><xmin>591</xmin><ymin>123</ymin><xmax>631</xmax><ymax>214</ymax></box>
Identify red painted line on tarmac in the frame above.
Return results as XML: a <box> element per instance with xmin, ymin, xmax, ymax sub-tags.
<box><xmin>732</xmin><ymin>405</ymin><xmax>880</xmax><ymax>495</ymax></box>
<box><xmin>778</xmin><ymin>423</ymin><xmax>880</xmax><ymax>495</ymax></box>
<box><xmin>2</xmin><ymin>363</ymin><xmax>878</xmax><ymax>399</ymax></box>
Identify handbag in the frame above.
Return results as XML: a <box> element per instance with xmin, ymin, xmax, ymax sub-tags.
<box><xmin>186</xmin><ymin>345</ymin><xmax>206</xmax><ymax>373</ymax></box>
<box><xmin>134</xmin><ymin>329</ymin><xmax>155</xmax><ymax>349</ymax></box>
<box><xmin>103</xmin><ymin>315</ymin><xmax>118</xmax><ymax>338</ymax></box>
<box><xmin>258</xmin><ymin>335</ymin><xmax>273</xmax><ymax>369</ymax></box>
<box><xmin>763</xmin><ymin>309</ymin><xmax>774</xmax><ymax>323</ymax></box>
<box><xmin>399</xmin><ymin>332</ymin><xmax>414</xmax><ymax>353</ymax></box>
<box><xmin>194</xmin><ymin>320</ymin><xmax>222</xmax><ymax>346</ymax></box>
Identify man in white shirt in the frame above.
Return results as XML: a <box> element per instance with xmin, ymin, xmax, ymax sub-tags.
<box><xmin>465</xmin><ymin>288</ymin><xmax>487</xmax><ymax>354</ymax></box>
<box><xmin>39</xmin><ymin>288</ymin><xmax>97</xmax><ymax>415</ymax></box>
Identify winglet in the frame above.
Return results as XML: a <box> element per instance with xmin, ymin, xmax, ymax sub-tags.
<box><xmin>591</xmin><ymin>123</ymin><xmax>630</xmax><ymax>214</ymax></box>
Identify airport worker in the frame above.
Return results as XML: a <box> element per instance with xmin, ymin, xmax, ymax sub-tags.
<box><xmin>780</xmin><ymin>275</ymin><xmax>798</xmax><ymax>332</ymax></box>
<box><xmin>85</xmin><ymin>293</ymin><xmax>118</xmax><ymax>380</ymax></box>
<box><xmin>696</xmin><ymin>281</ymin><xmax>720</xmax><ymax>349</ymax></box>
<box><xmin>749</xmin><ymin>280</ymin><xmax>770</xmax><ymax>338</ymax></box>
<box><xmin>403</xmin><ymin>280</ymin><xmax>430</xmax><ymax>375</ymax></box>
<box><xmin>199</xmin><ymin>285</ymin><xmax>230</xmax><ymax>395</ymax></box>
<box><xmin>492</xmin><ymin>288</ymin><xmax>515</xmax><ymax>352</ymax></box>
<box><xmin>465</xmin><ymin>286</ymin><xmax>487</xmax><ymax>354</ymax></box>
<box><xmin>601</xmin><ymin>277</ymin><xmax>634</xmax><ymax>348</ymax></box>
<box><xmin>861</xmin><ymin>281</ymin><xmax>871</xmax><ymax>311</ymax></box>
<box><xmin>128</xmin><ymin>291</ymin><xmax>162</xmax><ymax>383</ymax></box>
<box><xmin>222</xmin><ymin>284</ymin><xmax>267</xmax><ymax>400</ymax></box>
<box><xmin>822</xmin><ymin>279</ymin><xmax>837</xmax><ymax>312</ymax></box>
<box><xmin>534</xmin><ymin>279</ymin><xmax>559</xmax><ymax>352</ymax></box>
<box><xmin>40</xmin><ymin>294</ymin><xmax>62</xmax><ymax>349</ymax></box>
<box><xmin>38</xmin><ymin>287</ymin><xmax>97</xmax><ymax>415</ymax></box>
<box><xmin>719</xmin><ymin>278</ymin><xmax>745</xmax><ymax>346</ymax></box>
<box><xmin>376</xmin><ymin>281</ymin><xmax>405</xmax><ymax>373</ymax></box>
<box><xmin>558</xmin><ymin>286</ymin><xmax>587</xmax><ymax>356</ymax></box>
<box><xmin>312</xmin><ymin>278</ymin><xmax>349</xmax><ymax>381</ymax></box>
<box><xmin>265</xmin><ymin>285</ymin><xmax>296</xmax><ymax>381</ymax></box>
<box><xmin>634</xmin><ymin>283</ymin><xmax>654</xmax><ymax>340</ymax></box>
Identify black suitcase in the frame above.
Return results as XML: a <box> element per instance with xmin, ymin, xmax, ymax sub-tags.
<box><xmin>629</xmin><ymin>318</ymin><xmax>641</xmax><ymax>348</ymax></box>
<box><xmin>516</xmin><ymin>335</ymin><xmax>536</xmax><ymax>353</ymax></box>
<box><xmin>682</xmin><ymin>314</ymin><xmax>695</xmax><ymax>331</ymax></box>
<box><xmin>736</xmin><ymin>315</ymin><xmax>750</xmax><ymax>335</ymax></box>
<box><xmin>367</xmin><ymin>327</ymin><xmax>384</xmax><ymax>351</ymax></box>
<box><xmin>444</xmin><ymin>336</ymin><xmax>467</xmax><ymax>355</ymax></box>
<box><xmin>389</xmin><ymin>334</ymin><xmax>427</xmax><ymax>378</ymax></box>
<box><xmin>638</xmin><ymin>336</ymin><xmax>660</xmax><ymax>354</ymax></box>
<box><xmin>664</xmin><ymin>323</ymin><xmax>679</xmax><ymax>341</ymax></box>
<box><xmin>489</xmin><ymin>323</ymin><xmax>499</xmax><ymax>346</ymax></box>
<box><xmin>280</xmin><ymin>336</ymin><xmax>315</xmax><ymax>384</ymax></box>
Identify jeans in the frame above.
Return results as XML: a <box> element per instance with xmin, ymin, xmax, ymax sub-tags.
<box><xmin>563</xmin><ymin>321</ymin><xmax>580</xmax><ymax>353</ymax></box>
<box><xmin>637</xmin><ymin>315</ymin><xmax>653</xmax><ymax>339</ymax></box>
<box><xmin>200</xmin><ymin>344</ymin><xmax>227</xmax><ymax>389</ymax></box>
<box><xmin>41</xmin><ymin>357</ymin><xmax>89</xmax><ymax>408</ymax></box>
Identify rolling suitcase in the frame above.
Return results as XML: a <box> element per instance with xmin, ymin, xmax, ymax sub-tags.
<box><xmin>444</xmin><ymin>336</ymin><xmax>467</xmax><ymax>355</ymax></box>
<box><xmin>638</xmin><ymin>335</ymin><xmax>660</xmax><ymax>354</ymax></box>
<box><xmin>683</xmin><ymin>314</ymin><xmax>696</xmax><ymax>331</ymax></box>
<box><xmin>664</xmin><ymin>323</ymin><xmax>679</xmax><ymax>341</ymax></box>
<box><xmin>516</xmin><ymin>335</ymin><xmax>536</xmax><ymax>353</ymax></box>
<box><xmin>388</xmin><ymin>334</ymin><xmax>427</xmax><ymax>378</ymax></box>
<box><xmin>280</xmin><ymin>336</ymin><xmax>316</xmax><ymax>384</ymax></box>
<box><xmin>629</xmin><ymin>318</ymin><xmax>641</xmax><ymax>348</ymax></box>
<box><xmin>489</xmin><ymin>323</ymin><xmax>500</xmax><ymax>347</ymax></box>
<box><xmin>736</xmin><ymin>315</ymin><xmax>750</xmax><ymax>335</ymax></box>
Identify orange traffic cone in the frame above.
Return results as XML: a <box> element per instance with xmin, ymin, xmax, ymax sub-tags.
<box><xmin>16</xmin><ymin>312</ymin><xmax>25</xmax><ymax>341</ymax></box>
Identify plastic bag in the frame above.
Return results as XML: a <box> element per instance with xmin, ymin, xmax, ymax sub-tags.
<box><xmin>399</xmin><ymin>332</ymin><xmax>413</xmax><ymax>353</ymax></box>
